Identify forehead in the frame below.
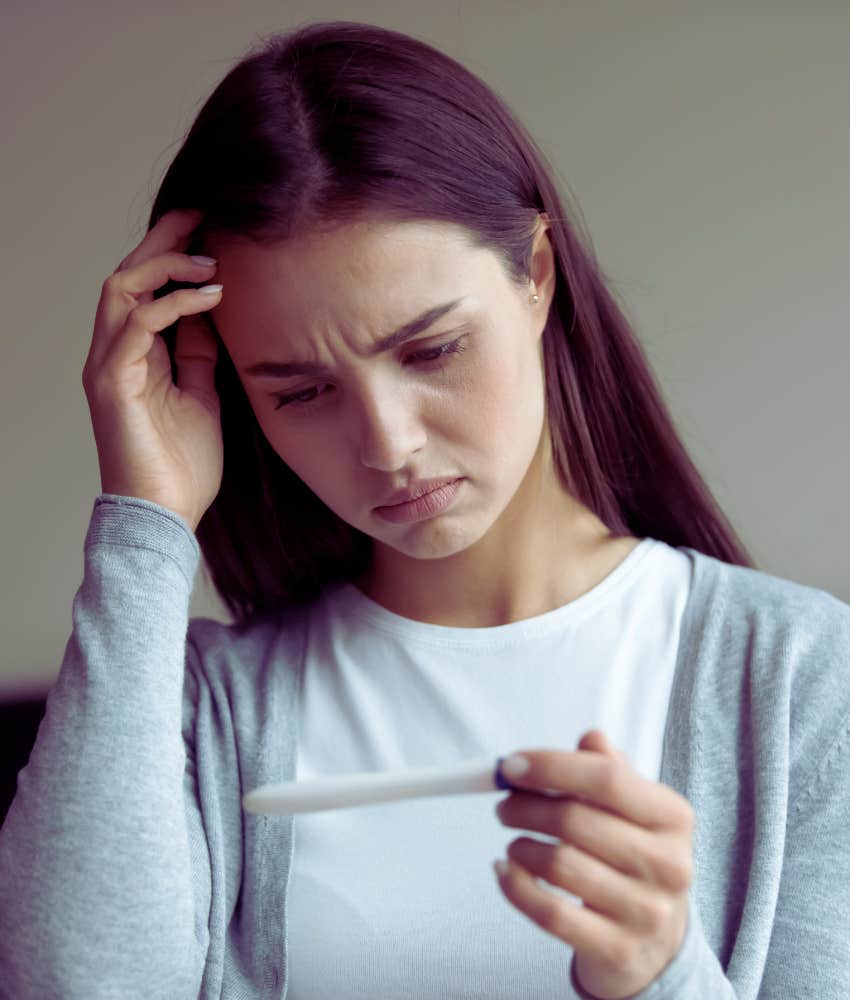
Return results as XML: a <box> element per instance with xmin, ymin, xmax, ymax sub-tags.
<box><xmin>211</xmin><ymin>218</ymin><xmax>476</xmax><ymax>280</ymax></box>
<box><xmin>206</xmin><ymin>219</ymin><xmax>497</xmax><ymax>348</ymax></box>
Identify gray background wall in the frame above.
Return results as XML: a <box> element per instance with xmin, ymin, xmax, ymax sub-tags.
<box><xmin>2</xmin><ymin>2</ymin><xmax>848</xmax><ymax>698</ymax></box>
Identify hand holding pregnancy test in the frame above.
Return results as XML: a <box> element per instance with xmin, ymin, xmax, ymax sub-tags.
<box><xmin>245</xmin><ymin>730</ymin><xmax>697</xmax><ymax>1000</ymax></box>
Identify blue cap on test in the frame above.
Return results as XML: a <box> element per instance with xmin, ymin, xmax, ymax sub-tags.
<box><xmin>494</xmin><ymin>756</ymin><xmax>518</xmax><ymax>790</ymax></box>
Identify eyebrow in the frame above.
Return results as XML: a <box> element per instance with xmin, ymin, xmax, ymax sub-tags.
<box><xmin>242</xmin><ymin>298</ymin><xmax>467</xmax><ymax>379</ymax></box>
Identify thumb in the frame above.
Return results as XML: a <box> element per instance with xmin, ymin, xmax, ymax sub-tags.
<box><xmin>578</xmin><ymin>729</ymin><xmax>629</xmax><ymax>765</ymax></box>
<box><xmin>174</xmin><ymin>314</ymin><xmax>220</xmax><ymax>405</ymax></box>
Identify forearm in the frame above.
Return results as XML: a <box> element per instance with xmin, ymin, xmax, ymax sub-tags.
<box><xmin>0</xmin><ymin>497</ymin><xmax>208</xmax><ymax>998</ymax></box>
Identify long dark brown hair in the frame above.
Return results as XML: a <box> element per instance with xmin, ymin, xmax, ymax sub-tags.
<box><xmin>148</xmin><ymin>19</ymin><xmax>755</xmax><ymax>625</ymax></box>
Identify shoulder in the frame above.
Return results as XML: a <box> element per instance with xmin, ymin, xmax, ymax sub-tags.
<box><xmin>183</xmin><ymin>600</ymin><xmax>313</xmax><ymax>701</ymax></box>
<box><xmin>678</xmin><ymin>546</ymin><xmax>850</xmax><ymax>770</ymax></box>
<box><xmin>679</xmin><ymin>546</ymin><xmax>850</xmax><ymax>650</ymax></box>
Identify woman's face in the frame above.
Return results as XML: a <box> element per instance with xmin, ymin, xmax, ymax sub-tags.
<box><xmin>206</xmin><ymin>217</ymin><xmax>554</xmax><ymax>563</ymax></box>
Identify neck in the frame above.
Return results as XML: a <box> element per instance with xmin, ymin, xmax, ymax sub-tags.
<box><xmin>354</xmin><ymin>432</ymin><xmax>637</xmax><ymax>627</ymax></box>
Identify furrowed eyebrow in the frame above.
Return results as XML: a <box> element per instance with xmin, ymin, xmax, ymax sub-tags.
<box><xmin>242</xmin><ymin>298</ymin><xmax>467</xmax><ymax>378</ymax></box>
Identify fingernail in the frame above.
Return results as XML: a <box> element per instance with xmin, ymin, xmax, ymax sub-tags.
<box><xmin>493</xmin><ymin>859</ymin><xmax>510</xmax><ymax>878</ymax></box>
<box><xmin>198</xmin><ymin>284</ymin><xmax>223</xmax><ymax>294</ymax></box>
<box><xmin>191</xmin><ymin>255</ymin><xmax>217</xmax><ymax>266</ymax></box>
<box><xmin>501</xmin><ymin>754</ymin><xmax>530</xmax><ymax>778</ymax></box>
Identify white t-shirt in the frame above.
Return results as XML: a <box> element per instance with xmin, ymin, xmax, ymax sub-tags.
<box><xmin>287</xmin><ymin>536</ymin><xmax>693</xmax><ymax>998</ymax></box>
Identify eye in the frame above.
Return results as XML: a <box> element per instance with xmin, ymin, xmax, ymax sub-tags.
<box><xmin>405</xmin><ymin>336</ymin><xmax>468</xmax><ymax>366</ymax></box>
<box><xmin>271</xmin><ymin>385</ymin><xmax>325</xmax><ymax>410</ymax></box>
<box><xmin>270</xmin><ymin>335</ymin><xmax>468</xmax><ymax>411</ymax></box>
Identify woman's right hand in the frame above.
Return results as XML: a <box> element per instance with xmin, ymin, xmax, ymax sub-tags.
<box><xmin>82</xmin><ymin>208</ymin><xmax>225</xmax><ymax>533</ymax></box>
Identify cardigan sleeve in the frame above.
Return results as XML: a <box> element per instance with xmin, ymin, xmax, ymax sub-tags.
<box><xmin>568</xmin><ymin>894</ymin><xmax>738</xmax><ymax>999</ymax></box>
<box><xmin>570</xmin><ymin>588</ymin><xmax>850</xmax><ymax>1000</ymax></box>
<box><xmin>0</xmin><ymin>495</ymin><xmax>211</xmax><ymax>998</ymax></box>
<box><xmin>756</xmin><ymin>605</ymin><xmax>850</xmax><ymax>997</ymax></box>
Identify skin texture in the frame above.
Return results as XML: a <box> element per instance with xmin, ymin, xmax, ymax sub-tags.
<box><xmin>204</xmin><ymin>215</ymin><xmax>639</xmax><ymax>627</ymax></box>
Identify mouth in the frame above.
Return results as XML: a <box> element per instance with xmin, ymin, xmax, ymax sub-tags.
<box><xmin>373</xmin><ymin>478</ymin><xmax>464</xmax><ymax>524</ymax></box>
<box><xmin>375</xmin><ymin>477</ymin><xmax>461</xmax><ymax>508</ymax></box>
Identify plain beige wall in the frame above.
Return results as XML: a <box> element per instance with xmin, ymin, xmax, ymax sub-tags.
<box><xmin>1</xmin><ymin>2</ymin><xmax>848</xmax><ymax>698</ymax></box>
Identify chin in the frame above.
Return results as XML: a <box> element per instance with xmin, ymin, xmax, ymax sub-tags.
<box><xmin>378</xmin><ymin>515</ymin><xmax>497</xmax><ymax>562</ymax></box>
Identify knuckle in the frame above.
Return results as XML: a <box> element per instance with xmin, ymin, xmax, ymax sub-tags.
<box><xmin>115</xmin><ymin>250</ymin><xmax>137</xmax><ymax>272</ymax></box>
<box><xmin>85</xmin><ymin>369</ymin><xmax>109</xmax><ymax>399</ymax></box>
<box><xmin>507</xmin><ymin>836</ymin><xmax>527</xmax><ymax>858</ymax></box>
<box><xmin>600</xmin><ymin>760</ymin><xmax>622</xmax><ymax>799</ymax></box>
<box><xmin>637</xmin><ymin>895</ymin><xmax>670</xmax><ymax>932</ymax></box>
<box><xmin>83</xmin><ymin>378</ymin><xmax>104</xmax><ymax>407</ymax></box>
<box><xmin>551</xmin><ymin>843</ymin><xmax>577</xmax><ymax>882</ymax></box>
<box><xmin>645</xmin><ymin>842</ymin><xmax>676</xmax><ymax>885</ymax></box>
<box><xmin>633</xmin><ymin>849</ymin><xmax>656</xmax><ymax>885</ymax></box>
<box><xmin>541</xmin><ymin>897</ymin><xmax>571</xmax><ymax>936</ymax></box>
<box><xmin>679</xmin><ymin>799</ymin><xmax>697</xmax><ymax>833</ymax></box>
<box><xmin>556</xmin><ymin>799</ymin><xmax>579</xmax><ymax>839</ymax></box>
<box><xmin>104</xmin><ymin>272</ymin><xmax>136</xmax><ymax>302</ymax></box>
<box><xmin>663</xmin><ymin>852</ymin><xmax>694</xmax><ymax>891</ymax></box>
<box><xmin>609</xmin><ymin>936</ymin><xmax>639</xmax><ymax>969</ymax></box>
<box><xmin>597</xmin><ymin>758</ymin><xmax>624</xmax><ymax>801</ymax></box>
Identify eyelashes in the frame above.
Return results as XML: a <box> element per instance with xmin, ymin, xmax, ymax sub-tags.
<box><xmin>408</xmin><ymin>337</ymin><xmax>468</xmax><ymax>366</ymax></box>
<box><xmin>270</xmin><ymin>335</ymin><xmax>469</xmax><ymax>411</ymax></box>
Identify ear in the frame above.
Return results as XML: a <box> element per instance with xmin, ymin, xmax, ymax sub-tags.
<box><xmin>528</xmin><ymin>213</ymin><xmax>557</xmax><ymax>321</ymax></box>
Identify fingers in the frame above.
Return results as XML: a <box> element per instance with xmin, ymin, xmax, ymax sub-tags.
<box><xmin>87</xmin><ymin>218</ymin><xmax>217</xmax><ymax>379</ymax></box>
<box><xmin>504</xmin><ymin>835</ymin><xmax>650</xmax><ymax>924</ymax></box>
<box><xmin>577</xmin><ymin>730</ymin><xmax>621</xmax><ymax>759</ymax></box>
<box><xmin>92</xmin><ymin>253</ymin><xmax>217</xmax><ymax>366</ymax></box>
<box><xmin>108</xmin><ymin>251</ymin><xmax>216</xmax><ymax>299</ymax></box>
<box><xmin>174</xmin><ymin>312</ymin><xmax>220</xmax><ymax>404</ymax></box>
<box><xmin>500</xmin><ymin>751</ymin><xmax>693</xmax><ymax>832</ymax></box>
<box><xmin>494</xmin><ymin>852</ymin><xmax>621</xmax><ymax>958</ymax></box>
<box><xmin>83</xmin><ymin>205</ymin><xmax>218</xmax><ymax>409</ymax></box>
<box><xmin>499</xmin><ymin>794</ymin><xmax>691</xmax><ymax>888</ymax></box>
<box><xmin>86</xmin><ymin>287</ymin><xmax>222</xmax><ymax>403</ymax></box>
<box><xmin>114</xmin><ymin>208</ymin><xmax>204</xmax><ymax>275</ymax></box>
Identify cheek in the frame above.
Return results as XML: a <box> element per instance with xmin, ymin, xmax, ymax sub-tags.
<box><xmin>250</xmin><ymin>348</ymin><xmax>537</xmax><ymax>481</ymax></box>
<box><xmin>461</xmin><ymin>358</ymin><xmax>530</xmax><ymax>438</ymax></box>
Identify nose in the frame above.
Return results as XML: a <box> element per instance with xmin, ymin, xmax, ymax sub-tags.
<box><xmin>355</xmin><ymin>385</ymin><xmax>427</xmax><ymax>472</ymax></box>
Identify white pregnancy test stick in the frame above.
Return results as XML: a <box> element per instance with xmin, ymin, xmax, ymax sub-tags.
<box><xmin>242</xmin><ymin>756</ymin><xmax>518</xmax><ymax>815</ymax></box>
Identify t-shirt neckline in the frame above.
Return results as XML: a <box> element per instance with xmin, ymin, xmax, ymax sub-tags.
<box><xmin>325</xmin><ymin>537</ymin><xmax>658</xmax><ymax>645</ymax></box>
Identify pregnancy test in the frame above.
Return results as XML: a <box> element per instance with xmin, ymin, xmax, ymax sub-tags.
<box><xmin>242</xmin><ymin>756</ymin><xmax>519</xmax><ymax>816</ymax></box>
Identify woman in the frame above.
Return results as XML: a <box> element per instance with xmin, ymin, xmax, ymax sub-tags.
<box><xmin>1</xmin><ymin>20</ymin><xmax>847</xmax><ymax>1000</ymax></box>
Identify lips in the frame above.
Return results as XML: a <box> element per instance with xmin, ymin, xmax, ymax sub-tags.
<box><xmin>376</xmin><ymin>477</ymin><xmax>460</xmax><ymax>508</ymax></box>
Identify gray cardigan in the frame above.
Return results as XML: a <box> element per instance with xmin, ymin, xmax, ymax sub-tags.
<box><xmin>1</xmin><ymin>494</ymin><xmax>848</xmax><ymax>999</ymax></box>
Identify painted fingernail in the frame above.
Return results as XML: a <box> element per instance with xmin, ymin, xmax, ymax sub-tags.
<box><xmin>501</xmin><ymin>754</ymin><xmax>530</xmax><ymax>778</ymax></box>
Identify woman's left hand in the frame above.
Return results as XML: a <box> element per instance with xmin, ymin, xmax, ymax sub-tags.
<box><xmin>494</xmin><ymin>730</ymin><xmax>695</xmax><ymax>1000</ymax></box>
